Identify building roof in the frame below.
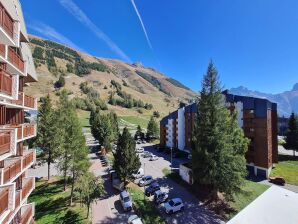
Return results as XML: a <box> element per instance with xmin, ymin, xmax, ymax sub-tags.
<box><xmin>228</xmin><ymin>186</ymin><xmax>298</xmax><ymax>224</ymax></box>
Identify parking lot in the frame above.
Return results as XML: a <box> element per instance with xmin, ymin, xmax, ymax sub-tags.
<box><xmin>134</xmin><ymin>143</ymin><xmax>224</xmax><ymax>224</ymax></box>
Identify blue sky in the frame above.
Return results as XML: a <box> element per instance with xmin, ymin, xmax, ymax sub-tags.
<box><xmin>22</xmin><ymin>0</ymin><xmax>298</xmax><ymax>93</ymax></box>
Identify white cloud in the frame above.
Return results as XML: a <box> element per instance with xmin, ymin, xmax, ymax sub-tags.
<box><xmin>130</xmin><ymin>0</ymin><xmax>153</xmax><ymax>51</ymax></box>
<box><xmin>59</xmin><ymin>0</ymin><xmax>131</xmax><ymax>62</ymax></box>
<box><xmin>28</xmin><ymin>22</ymin><xmax>84</xmax><ymax>52</ymax></box>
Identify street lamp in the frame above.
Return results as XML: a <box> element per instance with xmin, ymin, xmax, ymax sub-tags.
<box><xmin>170</xmin><ymin>147</ymin><xmax>173</xmax><ymax>173</ymax></box>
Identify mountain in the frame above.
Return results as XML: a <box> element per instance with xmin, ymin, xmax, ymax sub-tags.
<box><xmin>25</xmin><ymin>35</ymin><xmax>197</xmax><ymax>120</ymax></box>
<box><xmin>230</xmin><ymin>85</ymin><xmax>298</xmax><ymax>117</ymax></box>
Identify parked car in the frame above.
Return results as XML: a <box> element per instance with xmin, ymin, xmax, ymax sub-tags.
<box><xmin>136</xmin><ymin>140</ymin><xmax>142</xmax><ymax>144</ymax></box>
<box><xmin>269</xmin><ymin>176</ymin><xmax>286</xmax><ymax>185</ymax></box>
<box><xmin>128</xmin><ymin>215</ymin><xmax>143</xmax><ymax>224</ymax></box>
<box><xmin>149</xmin><ymin>155</ymin><xmax>158</xmax><ymax>161</ymax></box>
<box><xmin>145</xmin><ymin>182</ymin><xmax>160</xmax><ymax>196</ymax></box>
<box><xmin>138</xmin><ymin>175</ymin><xmax>154</xmax><ymax>186</ymax></box>
<box><xmin>132</xmin><ymin>168</ymin><xmax>144</xmax><ymax>179</ymax></box>
<box><xmin>120</xmin><ymin>191</ymin><xmax>133</xmax><ymax>211</ymax></box>
<box><xmin>164</xmin><ymin>198</ymin><xmax>184</xmax><ymax>214</ymax></box>
<box><xmin>136</xmin><ymin>147</ymin><xmax>144</xmax><ymax>153</ymax></box>
<box><xmin>142</xmin><ymin>140</ymin><xmax>146</xmax><ymax>144</ymax></box>
<box><xmin>142</xmin><ymin>151</ymin><xmax>152</xmax><ymax>158</ymax></box>
<box><xmin>154</xmin><ymin>190</ymin><xmax>169</xmax><ymax>204</ymax></box>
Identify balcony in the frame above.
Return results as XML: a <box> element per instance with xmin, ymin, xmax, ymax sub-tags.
<box><xmin>0</xmin><ymin>68</ymin><xmax>12</xmax><ymax>96</ymax></box>
<box><xmin>17</xmin><ymin>123</ymin><xmax>36</xmax><ymax>140</ymax></box>
<box><xmin>0</xmin><ymin>3</ymin><xmax>14</xmax><ymax>39</ymax></box>
<box><xmin>10</xmin><ymin>92</ymin><xmax>37</xmax><ymax>110</ymax></box>
<box><xmin>7</xmin><ymin>47</ymin><xmax>24</xmax><ymax>72</ymax></box>
<box><xmin>0</xmin><ymin>188</ymin><xmax>8</xmax><ymax>217</ymax></box>
<box><xmin>2</xmin><ymin>157</ymin><xmax>22</xmax><ymax>184</ymax></box>
<box><xmin>20</xmin><ymin>203</ymin><xmax>35</xmax><ymax>224</ymax></box>
<box><xmin>21</xmin><ymin>177</ymin><xmax>34</xmax><ymax>201</ymax></box>
<box><xmin>22</xmin><ymin>150</ymin><xmax>35</xmax><ymax>169</ymax></box>
<box><xmin>0</xmin><ymin>131</ymin><xmax>10</xmax><ymax>156</ymax></box>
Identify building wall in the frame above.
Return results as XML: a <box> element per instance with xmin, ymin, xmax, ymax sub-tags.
<box><xmin>160</xmin><ymin>124</ymin><xmax>166</xmax><ymax>147</ymax></box>
<box><xmin>177</xmin><ymin>107</ymin><xmax>185</xmax><ymax>150</ymax></box>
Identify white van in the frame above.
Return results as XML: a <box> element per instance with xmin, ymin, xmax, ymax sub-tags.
<box><xmin>132</xmin><ymin>168</ymin><xmax>144</xmax><ymax>179</ymax></box>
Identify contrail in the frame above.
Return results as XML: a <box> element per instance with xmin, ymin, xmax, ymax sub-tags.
<box><xmin>130</xmin><ymin>0</ymin><xmax>153</xmax><ymax>50</ymax></box>
<box><xmin>59</xmin><ymin>0</ymin><xmax>131</xmax><ymax>62</ymax></box>
<box><xmin>28</xmin><ymin>22</ymin><xmax>85</xmax><ymax>52</ymax></box>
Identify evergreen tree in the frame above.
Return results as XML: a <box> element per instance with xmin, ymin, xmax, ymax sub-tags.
<box><xmin>284</xmin><ymin>113</ymin><xmax>298</xmax><ymax>157</ymax></box>
<box><xmin>91</xmin><ymin>113</ymin><xmax>112</xmax><ymax>148</ymax></box>
<box><xmin>135</xmin><ymin>125</ymin><xmax>143</xmax><ymax>140</ymax></box>
<box><xmin>108</xmin><ymin>112</ymin><xmax>119</xmax><ymax>141</ymax></box>
<box><xmin>36</xmin><ymin>95</ymin><xmax>62</xmax><ymax>181</ymax></box>
<box><xmin>192</xmin><ymin>62</ymin><xmax>249</xmax><ymax>200</ymax></box>
<box><xmin>113</xmin><ymin>128</ymin><xmax>141</xmax><ymax>184</ymax></box>
<box><xmin>146</xmin><ymin>116</ymin><xmax>159</xmax><ymax>140</ymax></box>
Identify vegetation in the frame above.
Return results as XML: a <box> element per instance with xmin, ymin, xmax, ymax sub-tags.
<box><xmin>135</xmin><ymin>71</ymin><xmax>170</xmax><ymax>95</ymax></box>
<box><xmin>128</xmin><ymin>183</ymin><xmax>166</xmax><ymax>224</ymax></box>
<box><xmin>134</xmin><ymin>125</ymin><xmax>145</xmax><ymax>140</ymax></box>
<box><xmin>166</xmin><ymin>77</ymin><xmax>190</xmax><ymax>90</ymax></box>
<box><xmin>192</xmin><ymin>62</ymin><xmax>249</xmax><ymax>200</ymax></box>
<box><xmin>153</xmin><ymin>111</ymin><xmax>160</xmax><ymax>118</ymax></box>
<box><xmin>113</xmin><ymin>127</ymin><xmax>141</xmax><ymax>183</ymax></box>
<box><xmin>146</xmin><ymin>116</ymin><xmax>159</xmax><ymax>140</ymax></box>
<box><xmin>29</xmin><ymin>178</ymin><xmax>89</xmax><ymax>224</ymax></box>
<box><xmin>36</xmin><ymin>95</ymin><xmax>63</xmax><ymax>181</ymax></box>
<box><xmin>54</xmin><ymin>75</ymin><xmax>65</xmax><ymax>88</ymax></box>
<box><xmin>33</xmin><ymin>46</ymin><xmax>44</xmax><ymax>60</ymax></box>
<box><xmin>270</xmin><ymin>155</ymin><xmax>298</xmax><ymax>186</ymax></box>
<box><xmin>284</xmin><ymin>113</ymin><xmax>298</xmax><ymax>157</ymax></box>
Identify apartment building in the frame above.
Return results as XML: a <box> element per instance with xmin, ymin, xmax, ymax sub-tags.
<box><xmin>0</xmin><ymin>1</ymin><xmax>38</xmax><ymax>224</ymax></box>
<box><xmin>160</xmin><ymin>92</ymin><xmax>278</xmax><ymax>178</ymax></box>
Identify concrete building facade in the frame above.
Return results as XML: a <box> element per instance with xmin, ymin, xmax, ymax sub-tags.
<box><xmin>0</xmin><ymin>0</ymin><xmax>37</xmax><ymax>223</ymax></box>
<box><xmin>160</xmin><ymin>93</ymin><xmax>278</xmax><ymax>178</ymax></box>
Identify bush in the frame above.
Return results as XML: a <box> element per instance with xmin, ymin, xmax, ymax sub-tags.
<box><xmin>153</xmin><ymin>111</ymin><xmax>160</xmax><ymax>118</ymax></box>
<box><xmin>32</xmin><ymin>47</ymin><xmax>44</xmax><ymax>60</ymax></box>
<box><xmin>75</xmin><ymin>58</ymin><xmax>91</xmax><ymax>76</ymax></box>
<box><xmin>54</xmin><ymin>76</ymin><xmax>65</xmax><ymax>88</ymax></box>
<box><xmin>66</xmin><ymin>63</ymin><xmax>74</xmax><ymax>73</ymax></box>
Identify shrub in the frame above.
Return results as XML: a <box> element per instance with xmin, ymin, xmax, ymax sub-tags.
<box><xmin>54</xmin><ymin>76</ymin><xmax>65</xmax><ymax>88</ymax></box>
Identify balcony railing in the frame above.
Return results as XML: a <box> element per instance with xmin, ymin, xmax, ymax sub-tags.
<box><xmin>17</xmin><ymin>124</ymin><xmax>36</xmax><ymax>140</ymax></box>
<box><xmin>20</xmin><ymin>204</ymin><xmax>34</xmax><ymax>224</ymax></box>
<box><xmin>24</xmin><ymin>95</ymin><xmax>35</xmax><ymax>108</ymax></box>
<box><xmin>21</xmin><ymin>178</ymin><xmax>34</xmax><ymax>200</ymax></box>
<box><xmin>0</xmin><ymin>68</ymin><xmax>12</xmax><ymax>96</ymax></box>
<box><xmin>11</xmin><ymin>92</ymin><xmax>37</xmax><ymax>109</ymax></box>
<box><xmin>15</xmin><ymin>190</ymin><xmax>21</xmax><ymax>209</ymax></box>
<box><xmin>0</xmin><ymin>188</ymin><xmax>9</xmax><ymax>216</ymax></box>
<box><xmin>0</xmin><ymin>44</ymin><xmax>5</xmax><ymax>57</ymax></box>
<box><xmin>22</xmin><ymin>151</ymin><xmax>34</xmax><ymax>169</ymax></box>
<box><xmin>3</xmin><ymin>158</ymin><xmax>21</xmax><ymax>184</ymax></box>
<box><xmin>8</xmin><ymin>47</ymin><xmax>24</xmax><ymax>72</ymax></box>
<box><xmin>0</xmin><ymin>131</ymin><xmax>10</xmax><ymax>156</ymax></box>
<box><xmin>0</xmin><ymin>2</ymin><xmax>14</xmax><ymax>39</ymax></box>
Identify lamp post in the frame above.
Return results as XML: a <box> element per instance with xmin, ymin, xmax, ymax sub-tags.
<box><xmin>170</xmin><ymin>147</ymin><xmax>173</xmax><ymax>173</ymax></box>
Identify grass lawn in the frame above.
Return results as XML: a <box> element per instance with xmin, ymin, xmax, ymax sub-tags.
<box><xmin>119</xmin><ymin>116</ymin><xmax>150</xmax><ymax>129</ymax></box>
<box><xmin>127</xmin><ymin>183</ymin><xmax>166</xmax><ymax>224</ymax></box>
<box><xmin>227</xmin><ymin>180</ymin><xmax>269</xmax><ymax>219</ymax></box>
<box><xmin>77</xmin><ymin>110</ymin><xmax>91</xmax><ymax>129</ymax></box>
<box><xmin>270</xmin><ymin>155</ymin><xmax>298</xmax><ymax>186</ymax></box>
<box><xmin>29</xmin><ymin>177</ymin><xmax>90</xmax><ymax>224</ymax></box>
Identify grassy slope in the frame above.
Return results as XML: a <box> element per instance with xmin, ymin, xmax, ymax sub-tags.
<box><xmin>228</xmin><ymin>180</ymin><xmax>269</xmax><ymax>219</ymax></box>
<box><xmin>29</xmin><ymin>178</ymin><xmax>89</xmax><ymax>224</ymax></box>
<box><xmin>270</xmin><ymin>157</ymin><xmax>298</xmax><ymax>186</ymax></box>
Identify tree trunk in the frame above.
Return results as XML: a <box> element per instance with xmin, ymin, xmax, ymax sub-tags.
<box><xmin>87</xmin><ymin>202</ymin><xmax>90</xmax><ymax>218</ymax></box>
<box><xmin>47</xmin><ymin>150</ymin><xmax>51</xmax><ymax>181</ymax></box>
<box><xmin>70</xmin><ymin>170</ymin><xmax>75</xmax><ymax>206</ymax></box>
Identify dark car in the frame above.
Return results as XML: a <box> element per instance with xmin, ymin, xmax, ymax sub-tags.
<box><xmin>269</xmin><ymin>176</ymin><xmax>286</xmax><ymax>185</ymax></box>
<box><xmin>145</xmin><ymin>182</ymin><xmax>160</xmax><ymax>196</ymax></box>
<box><xmin>154</xmin><ymin>190</ymin><xmax>169</xmax><ymax>204</ymax></box>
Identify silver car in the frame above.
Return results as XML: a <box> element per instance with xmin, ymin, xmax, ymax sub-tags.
<box><xmin>120</xmin><ymin>191</ymin><xmax>133</xmax><ymax>211</ymax></box>
<box><xmin>138</xmin><ymin>175</ymin><xmax>154</xmax><ymax>186</ymax></box>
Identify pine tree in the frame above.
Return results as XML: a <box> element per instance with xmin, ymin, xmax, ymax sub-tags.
<box><xmin>36</xmin><ymin>95</ymin><xmax>62</xmax><ymax>181</ymax></box>
<box><xmin>284</xmin><ymin>113</ymin><xmax>298</xmax><ymax>157</ymax></box>
<box><xmin>192</xmin><ymin>62</ymin><xmax>249</xmax><ymax>199</ymax></box>
<box><xmin>146</xmin><ymin>116</ymin><xmax>159</xmax><ymax>140</ymax></box>
<box><xmin>135</xmin><ymin>125</ymin><xmax>143</xmax><ymax>140</ymax></box>
<box><xmin>113</xmin><ymin>128</ymin><xmax>141</xmax><ymax>184</ymax></box>
<box><xmin>91</xmin><ymin>113</ymin><xmax>112</xmax><ymax>148</ymax></box>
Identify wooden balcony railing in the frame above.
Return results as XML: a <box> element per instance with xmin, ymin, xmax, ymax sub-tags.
<box><xmin>0</xmin><ymin>68</ymin><xmax>12</xmax><ymax>96</ymax></box>
<box><xmin>22</xmin><ymin>151</ymin><xmax>34</xmax><ymax>169</ymax></box>
<box><xmin>0</xmin><ymin>131</ymin><xmax>10</xmax><ymax>156</ymax></box>
<box><xmin>21</xmin><ymin>178</ymin><xmax>33</xmax><ymax>200</ymax></box>
<box><xmin>0</xmin><ymin>44</ymin><xmax>5</xmax><ymax>57</ymax></box>
<box><xmin>8</xmin><ymin>47</ymin><xmax>24</xmax><ymax>72</ymax></box>
<box><xmin>0</xmin><ymin>2</ymin><xmax>14</xmax><ymax>39</ymax></box>
<box><xmin>15</xmin><ymin>190</ymin><xmax>21</xmax><ymax>209</ymax></box>
<box><xmin>23</xmin><ymin>124</ymin><xmax>35</xmax><ymax>138</ymax></box>
<box><xmin>24</xmin><ymin>95</ymin><xmax>35</xmax><ymax>108</ymax></box>
<box><xmin>21</xmin><ymin>205</ymin><xmax>33</xmax><ymax>224</ymax></box>
<box><xmin>15</xmin><ymin>91</ymin><xmax>24</xmax><ymax>106</ymax></box>
<box><xmin>3</xmin><ymin>159</ymin><xmax>21</xmax><ymax>184</ymax></box>
<box><xmin>0</xmin><ymin>188</ymin><xmax>9</xmax><ymax>216</ymax></box>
